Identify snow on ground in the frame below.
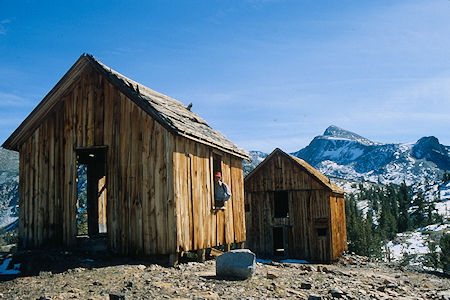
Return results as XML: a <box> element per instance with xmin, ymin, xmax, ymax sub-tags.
<box><xmin>436</xmin><ymin>200</ymin><xmax>450</xmax><ymax>219</ymax></box>
<box><xmin>441</xmin><ymin>182</ymin><xmax>450</xmax><ymax>201</ymax></box>
<box><xmin>386</xmin><ymin>223</ymin><xmax>449</xmax><ymax>266</ymax></box>
<box><xmin>435</xmin><ymin>182</ymin><xmax>450</xmax><ymax>220</ymax></box>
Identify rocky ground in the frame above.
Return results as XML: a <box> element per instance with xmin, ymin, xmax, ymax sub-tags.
<box><xmin>0</xmin><ymin>249</ymin><xmax>449</xmax><ymax>300</ymax></box>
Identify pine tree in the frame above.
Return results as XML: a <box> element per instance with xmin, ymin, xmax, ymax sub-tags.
<box><xmin>378</xmin><ymin>200</ymin><xmax>397</xmax><ymax>240</ymax></box>
<box><xmin>411</xmin><ymin>191</ymin><xmax>426</xmax><ymax>228</ymax></box>
<box><xmin>424</xmin><ymin>240</ymin><xmax>441</xmax><ymax>270</ymax></box>
<box><xmin>386</xmin><ymin>183</ymin><xmax>399</xmax><ymax>224</ymax></box>
<box><xmin>364</xmin><ymin>209</ymin><xmax>382</xmax><ymax>258</ymax></box>
<box><xmin>397</xmin><ymin>182</ymin><xmax>412</xmax><ymax>232</ymax></box>
<box><xmin>443</xmin><ymin>171</ymin><xmax>450</xmax><ymax>183</ymax></box>
<box><xmin>440</xmin><ymin>233</ymin><xmax>450</xmax><ymax>274</ymax></box>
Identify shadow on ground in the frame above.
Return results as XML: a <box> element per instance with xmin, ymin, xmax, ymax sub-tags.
<box><xmin>0</xmin><ymin>243</ymin><xmax>213</xmax><ymax>282</ymax></box>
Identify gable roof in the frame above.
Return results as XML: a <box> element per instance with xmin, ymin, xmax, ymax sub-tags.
<box><xmin>2</xmin><ymin>54</ymin><xmax>249</xmax><ymax>159</ymax></box>
<box><xmin>245</xmin><ymin>148</ymin><xmax>344</xmax><ymax>194</ymax></box>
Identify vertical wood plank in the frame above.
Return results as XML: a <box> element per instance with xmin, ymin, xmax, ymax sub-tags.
<box><xmin>141</xmin><ymin>112</ymin><xmax>151</xmax><ymax>254</ymax></box>
<box><xmin>48</xmin><ymin>114</ymin><xmax>55</xmax><ymax>241</ymax></box>
<box><xmin>87</xmin><ymin>69</ymin><xmax>94</xmax><ymax>146</ymax></box>
<box><xmin>223</xmin><ymin>154</ymin><xmax>234</xmax><ymax>245</ymax></box>
<box><xmin>148</xmin><ymin>118</ymin><xmax>157</xmax><ymax>254</ymax></box>
<box><xmin>167</xmin><ymin>132</ymin><xmax>176</xmax><ymax>253</ymax></box>
<box><xmin>94</xmin><ymin>73</ymin><xmax>104</xmax><ymax>145</ymax></box>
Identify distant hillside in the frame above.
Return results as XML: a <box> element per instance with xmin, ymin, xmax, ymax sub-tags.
<box><xmin>0</xmin><ymin>148</ymin><xmax>19</xmax><ymax>228</ymax></box>
<box><xmin>243</xmin><ymin>151</ymin><xmax>268</xmax><ymax>177</ymax></box>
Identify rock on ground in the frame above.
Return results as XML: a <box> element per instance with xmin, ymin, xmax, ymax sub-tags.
<box><xmin>216</xmin><ymin>249</ymin><xmax>256</xmax><ymax>280</ymax></box>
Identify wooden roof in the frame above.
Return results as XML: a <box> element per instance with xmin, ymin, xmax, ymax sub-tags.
<box><xmin>245</xmin><ymin>148</ymin><xmax>344</xmax><ymax>194</ymax></box>
<box><xmin>2</xmin><ymin>54</ymin><xmax>249</xmax><ymax>159</ymax></box>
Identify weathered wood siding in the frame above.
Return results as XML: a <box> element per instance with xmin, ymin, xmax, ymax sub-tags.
<box><xmin>17</xmin><ymin>65</ymin><xmax>246</xmax><ymax>255</ymax></box>
<box><xmin>245</xmin><ymin>151</ymin><xmax>346</xmax><ymax>262</ymax></box>
<box><xmin>173</xmin><ymin>138</ymin><xmax>246</xmax><ymax>252</ymax></box>
<box><xmin>330</xmin><ymin>194</ymin><xmax>347</xmax><ymax>260</ymax></box>
<box><xmin>18</xmin><ymin>66</ymin><xmax>176</xmax><ymax>253</ymax></box>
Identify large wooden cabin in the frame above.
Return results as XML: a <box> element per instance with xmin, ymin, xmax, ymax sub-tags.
<box><xmin>244</xmin><ymin>148</ymin><xmax>347</xmax><ymax>262</ymax></box>
<box><xmin>2</xmin><ymin>54</ymin><xmax>249</xmax><ymax>262</ymax></box>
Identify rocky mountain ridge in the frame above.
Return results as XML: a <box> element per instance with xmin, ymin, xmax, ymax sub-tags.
<box><xmin>243</xmin><ymin>125</ymin><xmax>449</xmax><ymax>187</ymax></box>
<box><xmin>291</xmin><ymin>125</ymin><xmax>449</xmax><ymax>185</ymax></box>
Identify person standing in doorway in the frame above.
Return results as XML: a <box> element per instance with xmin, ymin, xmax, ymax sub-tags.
<box><xmin>214</xmin><ymin>171</ymin><xmax>231</xmax><ymax>208</ymax></box>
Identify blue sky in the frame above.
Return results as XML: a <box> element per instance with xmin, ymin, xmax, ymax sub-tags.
<box><xmin>1</xmin><ymin>0</ymin><xmax>449</xmax><ymax>153</ymax></box>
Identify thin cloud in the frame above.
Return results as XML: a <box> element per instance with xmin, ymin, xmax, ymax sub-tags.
<box><xmin>0</xmin><ymin>19</ymin><xmax>10</xmax><ymax>35</ymax></box>
<box><xmin>0</xmin><ymin>92</ymin><xmax>35</xmax><ymax>108</ymax></box>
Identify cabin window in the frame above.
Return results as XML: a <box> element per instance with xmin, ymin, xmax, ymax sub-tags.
<box><xmin>273</xmin><ymin>227</ymin><xmax>284</xmax><ymax>256</ymax></box>
<box><xmin>317</xmin><ymin>228</ymin><xmax>328</xmax><ymax>237</ymax></box>
<box><xmin>213</xmin><ymin>153</ymin><xmax>224</xmax><ymax>208</ymax></box>
<box><xmin>274</xmin><ymin>191</ymin><xmax>289</xmax><ymax>218</ymax></box>
<box><xmin>213</xmin><ymin>153</ymin><xmax>222</xmax><ymax>175</ymax></box>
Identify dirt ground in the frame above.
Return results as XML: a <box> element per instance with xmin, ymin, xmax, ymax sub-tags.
<box><xmin>0</xmin><ymin>249</ymin><xmax>449</xmax><ymax>300</ymax></box>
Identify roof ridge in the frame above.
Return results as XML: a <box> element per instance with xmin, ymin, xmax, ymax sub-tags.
<box><xmin>245</xmin><ymin>148</ymin><xmax>344</xmax><ymax>194</ymax></box>
<box><xmin>84</xmin><ymin>54</ymin><xmax>248</xmax><ymax>158</ymax></box>
<box><xmin>2</xmin><ymin>53</ymin><xmax>249</xmax><ymax>159</ymax></box>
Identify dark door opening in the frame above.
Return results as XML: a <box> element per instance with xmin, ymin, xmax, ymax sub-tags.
<box><xmin>76</xmin><ymin>147</ymin><xmax>107</xmax><ymax>237</ymax></box>
<box><xmin>273</xmin><ymin>227</ymin><xmax>284</xmax><ymax>256</ymax></box>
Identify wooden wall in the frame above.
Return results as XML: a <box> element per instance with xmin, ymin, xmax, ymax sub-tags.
<box><xmin>245</xmin><ymin>151</ymin><xmax>346</xmax><ymax>262</ymax></box>
<box><xmin>329</xmin><ymin>194</ymin><xmax>348</xmax><ymax>260</ymax></box>
<box><xmin>17</xmin><ymin>65</ymin><xmax>246</xmax><ymax>255</ymax></box>
<box><xmin>173</xmin><ymin>138</ymin><xmax>246</xmax><ymax>252</ymax></box>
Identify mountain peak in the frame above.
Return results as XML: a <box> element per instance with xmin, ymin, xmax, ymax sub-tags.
<box><xmin>415</xmin><ymin>136</ymin><xmax>441</xmax><ymax>149</ymax></box>
<box><xmin>323</xmin><ymin>125</ymin><xmax>375</xmax><ymax>146</ymax></box>
<box><xmin>412</xmin><ymin>136</ymin><xmax>450</xmax><ymax>169</ymax></box>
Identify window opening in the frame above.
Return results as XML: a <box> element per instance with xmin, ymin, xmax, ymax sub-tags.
<box><xmin>274</xmin><ymin>191</ymin><xmax>289</xmax><ymax>218</ymax></box>
<box><xmin>273</xmin><ymin>227</ymin><xmax>284</xmax><ymax>256</ymax></box>
<box><xmin>317</xmin><ymin>228</ymin><xmax>328</xmax><ymax>237</ymax></box>
<box><xmin>213</xmin><ymin>153</ymin><xmax>222</xmax><ymax>175</ymax></box>
<box><xmin>213</xmin><ymin>153</ymin><xmax>224</xmax><ymax>208</ymax></box>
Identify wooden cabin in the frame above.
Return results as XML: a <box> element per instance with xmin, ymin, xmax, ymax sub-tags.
<box><xmin>244</xmin><ymin>148</ymin><xmax>347</xmax><ymax>262</ymax></box>
<box><xmin>2</xmin><ymin>54</ymin><xmax>249</xmax><ymax>263</ymax></box>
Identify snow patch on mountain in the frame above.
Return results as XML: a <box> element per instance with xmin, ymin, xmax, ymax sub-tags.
<box><xmin>243</xmin><ymin>151</ymin><xmax>268</xmax><ymax>177</ymax></box>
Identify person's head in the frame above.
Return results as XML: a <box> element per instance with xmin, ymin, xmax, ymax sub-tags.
<box><xmin>214</xmin><ymin>171</ymin><xmax>222</xmax><ymax>183</ymax></box>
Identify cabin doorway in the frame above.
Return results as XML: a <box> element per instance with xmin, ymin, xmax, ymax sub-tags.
<box><xmin>273</xmin><ymin>227</ymin><xmax>284</xmax><ymax>256</ymax></box>
<box><xmin>76</xmin><ymin>147</ymin><xmax>107</xmax><ymax>238</ymax></box>
<box><xmin>273</xmin><ymin>226</ymin><xmax>294</xmax><ymax>257</ymax></box>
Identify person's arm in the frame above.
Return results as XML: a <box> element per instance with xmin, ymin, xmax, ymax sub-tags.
<box><xmin>222</xmin><ymin>182</ymin><xmax>232</xmax><ymax>201</ymax></box>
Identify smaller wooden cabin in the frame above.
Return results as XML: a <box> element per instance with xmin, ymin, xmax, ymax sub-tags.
<box><xmin>244</xmin><ymin>148</ymin><xmax>347</xmax><ymax>262</ymax></box>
